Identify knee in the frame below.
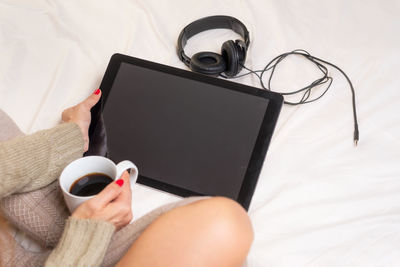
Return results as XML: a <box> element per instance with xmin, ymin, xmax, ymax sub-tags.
<box><xmin>189</xmin><ymin>197</ymin><xmax>254</xmax><ymax>253</ymax></box>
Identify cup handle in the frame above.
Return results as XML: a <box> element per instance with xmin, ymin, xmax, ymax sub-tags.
<box><xmin>116</xmin><ymin>160</ymin><xmax>139</xmax><ymax>186</ymax></box>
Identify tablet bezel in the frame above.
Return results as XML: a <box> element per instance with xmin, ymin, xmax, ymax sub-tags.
<box><xmin>98</xmin><ymin>53</ymin><xmax>283</xmax><ymax>210</ymax></box>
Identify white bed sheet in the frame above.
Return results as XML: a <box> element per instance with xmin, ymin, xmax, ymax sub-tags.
<box><xmin>1</xmin><ymin>0</ymin><xmax>400</xmax><ymax>266</ymax></box>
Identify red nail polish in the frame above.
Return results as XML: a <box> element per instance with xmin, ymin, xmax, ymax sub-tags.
<box><xmin>94</xmin><ymin>89</ymin><xmax>101</xmax><ymax>95</ymax></box>
<box><xmin>116</xmin><ymin>179</ymin><xmax>124</xmax><ymax>187</ymax></box>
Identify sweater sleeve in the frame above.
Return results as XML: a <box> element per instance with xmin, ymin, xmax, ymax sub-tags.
<box><xmin>45</xmin><ymin>217</ymin><xmax>115</xmax><ymax>267</ymax></box>
<box><xmin>0</xmin><ymin>123</ymin><xmax>84</xmax><ymax>198</ymax></box>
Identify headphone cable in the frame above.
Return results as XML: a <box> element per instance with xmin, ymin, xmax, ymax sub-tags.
<box><xmin>221</xmin><ymin>49</ymin><xmax>359</xmax><ymax>146</ymax></box>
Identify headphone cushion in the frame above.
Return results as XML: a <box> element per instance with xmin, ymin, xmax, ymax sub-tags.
<box><xmin>221</xmin><ymin>40</ymin><xmax>239</xmax><ymax>77</ymax></box>
<box><xmin>190</xmin><ymin>52</ymin><xmax>226</xmax><ymax>75</ymax></box>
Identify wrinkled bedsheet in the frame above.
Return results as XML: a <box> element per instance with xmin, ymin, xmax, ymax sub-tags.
<box><xmin>1</xmin><ymin>0</ymin><xmax>399</xmax><ymax>266</ymax></box>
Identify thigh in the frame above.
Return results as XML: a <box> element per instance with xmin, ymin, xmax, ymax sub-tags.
<box><xmin>101</xmin><ymin>196</ymin><xmax>208</xmax><ymax>267</ymax></box>
<box><xmin>115</xmin><ymin>196</ymin><xmax>253</xmax><ymax>267</ymax></box>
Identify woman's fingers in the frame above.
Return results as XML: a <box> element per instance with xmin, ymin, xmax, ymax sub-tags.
<box><xmin>111</xmin><ymin>171</ymin><xmax>133</xmax><ymax>225</ymax></box>
<box><xmin>83</xmin><ymin>89</ymin><xmax>102</xmax><ymax>109</ymax></box>
<box><xmin>71</xmin><ymin>169</ymin><xmax>133</xmax><ymax>229</ymax></box>
<box><xmin>120</xmin><ymin>171</ymin><xmax>131</xmax><ymax>192</ymax></box>
<box><xmin>61</xmin><ymin>89</ymin><xmax>102</xmax><ymax>152</ymax></box>
<box><xmin>117</xmin><ymin>172</ymin><xmax>132</xmax><ymax>205</ymax></box>
<box><xmin>94</xmin><ymin>179</ymin><xmax>124</xmax><ymax>207</ymax></box>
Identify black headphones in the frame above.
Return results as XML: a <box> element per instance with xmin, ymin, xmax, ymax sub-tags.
<box><xmin>177</xmin><ymin>15</ymin><xmax>250</xmax><ymax>77</ymax></box>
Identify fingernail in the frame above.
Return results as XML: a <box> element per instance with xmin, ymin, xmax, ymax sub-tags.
<box><xmin>116</xmin><ymin>179</ymin><xmax>124</xmax><ymax>187</ymax></box>
<box><xmin>94</xmin><ymin>89</ymin><xmax>101</xmax><ymax>95</ymax></box>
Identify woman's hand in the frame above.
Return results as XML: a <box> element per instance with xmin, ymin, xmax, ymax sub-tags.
<box><xmin>72</xmin><ymin>171</ymin><xmax>133</xmax><ymax>230</ymax></box>
<box><xmin>62</xmin><ymin>89</ymin><xmax>102</xmax><ymax>152</ymax></box>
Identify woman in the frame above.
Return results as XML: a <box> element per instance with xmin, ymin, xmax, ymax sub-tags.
<box><xmin>0</xmin><ymin>89</ymin><xmax>253</xmax><ymax>267</ymax></box>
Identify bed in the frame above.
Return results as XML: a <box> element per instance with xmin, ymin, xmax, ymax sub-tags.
<box><xmin>1</xmin><ymin>0</ymin><xmax>399</xmax><ymax>266</ymax></box>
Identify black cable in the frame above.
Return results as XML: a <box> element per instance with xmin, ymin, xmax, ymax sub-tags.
<box><xmin>221</xmin><ymin>49</ymin><xmax>359</xmax><ymax>146</ymax></box>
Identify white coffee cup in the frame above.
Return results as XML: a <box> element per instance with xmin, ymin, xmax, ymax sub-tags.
<box><xmin>59</xmin><ymin>156</ymin><xmax>138</xmax><ymax>212</ymax></box>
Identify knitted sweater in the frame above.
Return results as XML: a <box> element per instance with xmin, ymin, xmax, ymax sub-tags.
<box><xmin>0</xmin><ymin>123</ymin><xmax>115</xmax><ymax>266</ymax></box>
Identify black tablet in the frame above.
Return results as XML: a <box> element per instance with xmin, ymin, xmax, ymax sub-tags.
<box><xmin>97</xmin><ymin>53</ymin><xmax>283</xmax><ymax>210</ymax></box>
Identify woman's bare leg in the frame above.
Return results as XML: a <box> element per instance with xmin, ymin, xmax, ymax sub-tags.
<box><xmin>116</xmin><ymin>197</ymin><xmax>254</xmax><ymax>267</ymax></box>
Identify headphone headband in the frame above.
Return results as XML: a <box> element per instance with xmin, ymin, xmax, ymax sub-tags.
<box><xmin>177</xmin><ymin>15</ymin><xmax>250</xmax><ymax>67</ymax></box>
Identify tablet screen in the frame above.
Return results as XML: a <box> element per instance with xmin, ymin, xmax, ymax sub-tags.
<box><xmin>103</xmin><ymin>62</ymin><xmax>270</xmax><ymax>199</ymax></box>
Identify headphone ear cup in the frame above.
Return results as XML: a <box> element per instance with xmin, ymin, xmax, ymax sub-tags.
<box><xmin>234</xmin><ymin>39</ymin><xmax>247</xmax><ymax>66</ymax></box>
<box><xmin>221</xmin><ymin>40</ymin><xmax>240</xmax><ymax>77</ymax></box>
<box><xmin>190</xmin><ymin>52</ymin><xmax>226</xmax><ymax>75</ymax></box>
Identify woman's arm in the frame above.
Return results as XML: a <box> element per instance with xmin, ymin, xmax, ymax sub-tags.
<box><xmin>44</xmin><ymin>217</ymin><xmax>115</xmax><ymax>267</ymax></box>
<box><xmin>0</xmin><ymin>123</ymin><xmax>84</xmax><ymax>197</ymax></box>
<box><xmin>45</xmin><ymin>171</ymin><xmax>132</xmax><ymax>267</ymax></box>
<box><xmin>1</xmin><ymin>89</ymin><xmax>135</xmax><ymax>266</ymax></box>
<box><xmin>0</xmin><ymin>89</ymin><xmax>101</xmax><ymax>198</ymax></box>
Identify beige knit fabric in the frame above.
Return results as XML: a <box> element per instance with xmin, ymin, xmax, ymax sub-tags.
<box><xmin>1</xmin><ymin>180</ymin><xmax>69</xmax><ymax>248</ymax></box>
<box><xmin>0</xmin><ymin>110</ymin><xmax>72</xmax><ymax>250</ymax></box>
<box><xmin>0</xmin><ymin>122</ymin><xmax>84</xmax><ymax>196</ymax></box>
<box><xmin>0</xmin><ymin>109</ymin><xmax>209</xmax><ymax>266</ymax></box>
<box><xmin>0</xmin><ymin>112</ymin><xmax>117</xmax><ymax>266</ymax></box>
<box><xmin>45</xmin><ymin>217</ymin><xmax>115</xmax><ymax>267</ymax></box>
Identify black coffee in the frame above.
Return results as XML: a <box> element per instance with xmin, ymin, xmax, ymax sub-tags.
<box><xmin>69</xmin><ymin>173</ymin><xmax>113</xmax><ymax>197</ymax></box>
